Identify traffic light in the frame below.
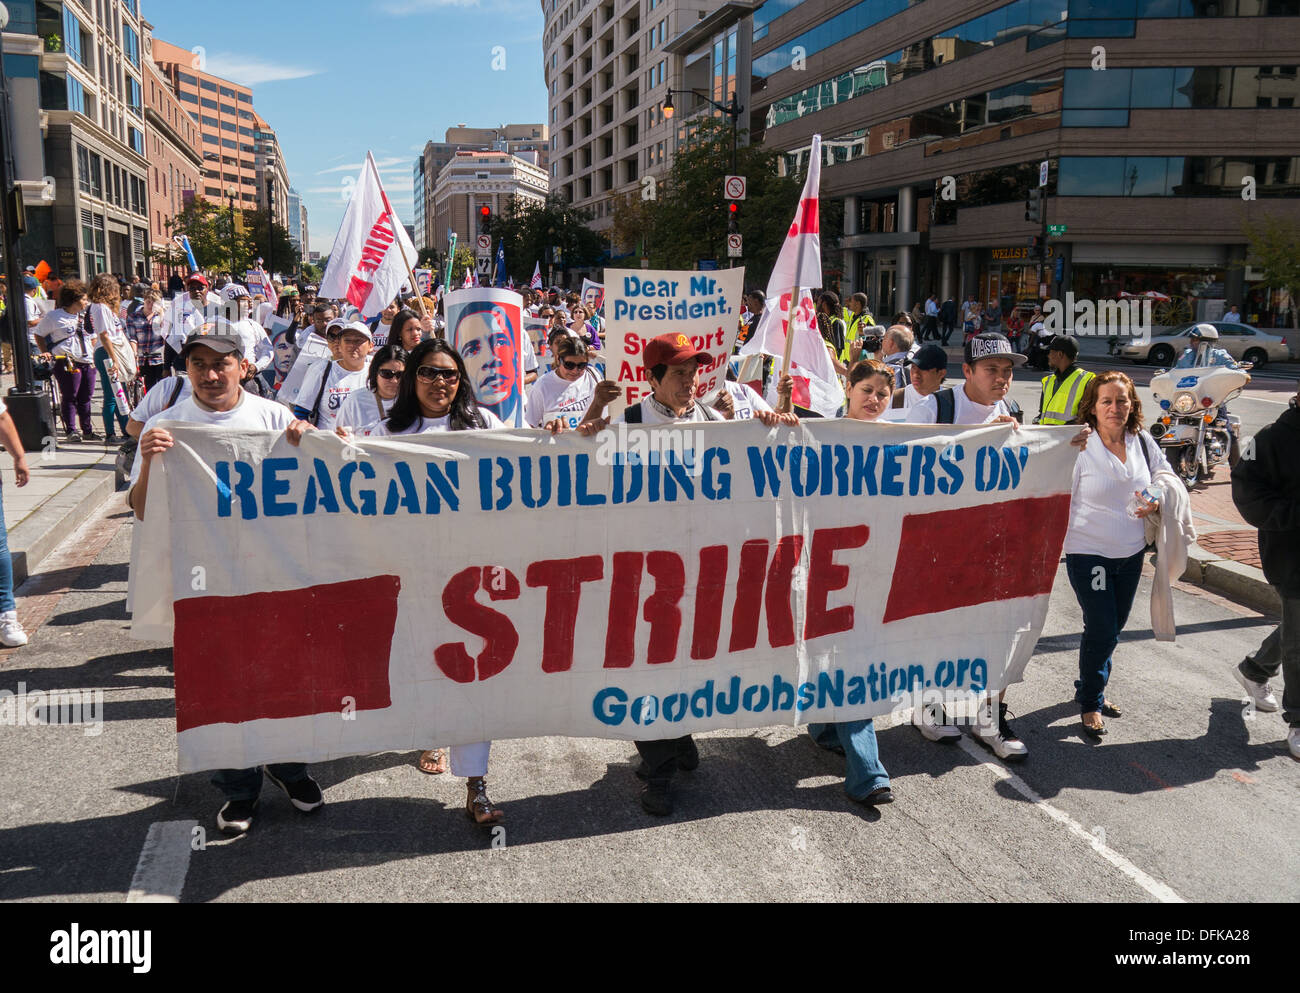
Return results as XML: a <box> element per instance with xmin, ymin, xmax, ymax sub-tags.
<box><xmin>1024</xmin><ymin>188</ymin><xmax>1042</xmax><ymax>224</ymax></box>
<box><xmin>1027</xmin><ymin>235</ymin><xmax>1042</xmax><ymax>253</ymax></box>
<box><xmin>478</xmin><ymin>204</ymin><xmax>491</xmax><ymax>232</ymax></box>
<box><xmin>727</xmin><ymin>200</ymin><xmax>739</xmax><ymax>233</ymax></box>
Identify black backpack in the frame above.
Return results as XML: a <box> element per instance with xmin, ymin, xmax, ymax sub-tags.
<box><xmin>115</xmin><ymin>378</ymin><xmax>187</xmax><ymax>489</ymax></box>
<box><xmin>933</xmin><ymin>387</ymin><xmax>1022</xmax><ymax>425</ymax></box>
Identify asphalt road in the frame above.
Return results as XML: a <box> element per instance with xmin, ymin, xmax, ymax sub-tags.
<box><xmin>0</xmin><ymin>497</ymin><xmax>1295</xmax><ymax>903</ymax></box>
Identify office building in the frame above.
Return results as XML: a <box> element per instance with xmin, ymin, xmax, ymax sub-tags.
<box><xmin>430</xmin><ymin>150</ymin><xmax>549</xmax><ymax>253</ymax></box>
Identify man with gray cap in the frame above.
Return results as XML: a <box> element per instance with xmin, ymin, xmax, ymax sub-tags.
<box><xmin>1037</xmin><ymin>335</ymin><xmax>1094</xmax><ymax>426</ymax></box>
<box><xmin>128</xmin><ymin>331</ymin><xmax>321</xmax><ymax>836</ymax></box>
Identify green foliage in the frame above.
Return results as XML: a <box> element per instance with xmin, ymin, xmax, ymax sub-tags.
<box><xmin>612</xmin><ymin>117</ymin><xmax>803</xmax><ymax>284</ymax></box>
<box><xmin>1243</xmin><ymin>216</ymin><xmax>1300</xmax><ymax>327</ymax></box>
<box><xmin>486</xmin><ymin>194</ymin><xmax>605</xmax><ymax>284</ymax></box>
<box><xmin>165</xmin><ymin>197</ymin><xmax>298</xmax><ymax>277</ymax></box>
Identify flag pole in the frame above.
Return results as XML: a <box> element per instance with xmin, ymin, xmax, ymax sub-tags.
<box><xmin>372</xmin><ymin>157</ymin><xmax>429</xmax><ymax>321</ymax></box>
<box><xmin>776</xmin><ymin>232</ymin><xmax>809</xmax><ymax>414</ymax></box>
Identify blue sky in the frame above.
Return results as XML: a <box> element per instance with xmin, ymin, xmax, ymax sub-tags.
<box><xmin>143</xmin><ymin>0</ymin><xmax>549</xmax><ymax>255</ymax></box>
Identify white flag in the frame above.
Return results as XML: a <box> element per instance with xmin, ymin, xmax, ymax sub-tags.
<box><xmin>739</xmin><ymin>135</ymin><xmax>844</xmax><ymax>417</ymax></box>
<box><xmin>320</xmin><ymin>152</ymin><xmax>417</xmax><ymax>318</ymax></box>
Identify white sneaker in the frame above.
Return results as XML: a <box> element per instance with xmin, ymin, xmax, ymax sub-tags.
<box><xmin>913</xmin><ymin>705</ymin><xmax>962</xmax><ymax>743</ymax></box>
<box><xmin>1233</xmin><ymin>666</ymin><xmax>1279</xmax><ymax>713</ymax></box>
<box><xmin>1287</xmin><ymin>728</ymin><xmax>1299</xmax><ymax>761</ymax></box>
<box><xmin>0</xmin><ymin>611</ymin><xmax>28</xmax><ymax>648</ymax></box>
<box><xmin>970</xmin><ymin>701</ymin><xmax>1029</xmax><ymax>761</ymax></box>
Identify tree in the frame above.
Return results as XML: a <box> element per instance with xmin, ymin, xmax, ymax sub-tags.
<box><xmin>416</xmin><ymin>247</ymin><xmax>440</xmax><ymax>270</ymax></box>
<box><xmin>241</xmin><ymin>208</ymin><xmax>301</xmax><ymax>278</ymax></box>
<box><xmin>1243</xmin><ymin>216</ymin><xmax>1300</xmax><ymax>328</ymax></box>
<box><xmin>617</xmin><ymin>117</ymin><xmax>802</xmax><ymax>282</ymax></box>
<box><xmin>166</xmin><ymin>197</ymin><xmax>253</xmax><ymax>275</ymax></box>
<box><xmin>486</xmin><ymin>193</ymin><xmax>605</xmax><ymax>285</ymax></box>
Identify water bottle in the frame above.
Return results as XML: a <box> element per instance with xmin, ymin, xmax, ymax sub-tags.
<box><xmin>1126</xmin><ymin>485</ymin><xmax>1160</xmax><ymax>520</ymax></box>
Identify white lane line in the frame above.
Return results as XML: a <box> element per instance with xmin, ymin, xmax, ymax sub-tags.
<box><xmin>954</xmin><ymin>736</ymin><xmax>1185</xmax><ymax>903</ymax></box>
<box><xmin>127</xmin><ymin>820</ymin><xmax>198</xmax><ymax>903</ymax></box>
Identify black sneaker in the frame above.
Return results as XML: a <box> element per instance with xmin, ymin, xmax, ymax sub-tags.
<box><xmin>677</xmin><ymin>737</ymin><xmax>699</xmax><ymax>772</ymax></box>
<box><xmin>640</xmin><ymin>779</ymin><xmax>673</xmax><ymax>816</ymax></box>
<box><xmin>82</xmin><ymin>429</ymin><xmax>101</xmax><ymax>442</ymax></box>
<box><xmin>217</xmin><ymin>798</ymin><xmax>258</xmax><ymax>834</ymax></box>
<box><xmin>64</xmin><ymin>431</ymin><xmax>82</xmax><ymax>444</ymax></box>
<box><xmin>262</xmin><ymin>767</ymin><xmax>324</xmax><ymax>812</ymax></box>
<box><xmin>852</xmin><ymin>786</ymin><xmax>895</xmax><ymax>806</ymax></box>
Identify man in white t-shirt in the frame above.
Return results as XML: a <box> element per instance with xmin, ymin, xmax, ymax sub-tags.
<box><xmin>219</xmin><ymin>284</ymin><xmax>273</xmax><ymax>375</ymax></box>
<box><xmin>129</xmin><ymin>331</ymin><xmax>321</xmax><ymax>836</ymax></box>
<box><xmin>290</xmin><ymin>321</ymin><xmax>373</xmax><ymax>430</ymax></box>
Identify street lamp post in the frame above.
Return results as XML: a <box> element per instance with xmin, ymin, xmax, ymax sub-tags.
<box><xmin>0</xmin><ymin>2</ymin><xmax>57</xmax><ymax>451</ymax></box>
<box><xmin>225</xmin><ymin>186</ymin><xmax>236</xmax><ymax>278</ymax></box>
<box><xmin>662</xmin><ymin>88</ymin><xmax>742</xmax><ymax>176</ymax></box>
<box><xmin>266</xmin><ymin>176</ymin><xmax>274</xmax><ymax>286</ymax></box>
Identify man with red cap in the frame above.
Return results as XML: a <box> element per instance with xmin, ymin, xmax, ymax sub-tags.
<box><xmin>581</xmin><ymin>332</ymin><xmax>793</xmax><ymax>814</ymax></box>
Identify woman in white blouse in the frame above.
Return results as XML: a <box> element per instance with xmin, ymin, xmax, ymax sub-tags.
<box><xmin>1064</xmin><ymin>371</ymin><xmax>1174</xmax><ymax>740</ymax></box>
<box><xmin>335</xmin><ymin>343</ymin><xmax>406</xmax><ymax>435</ymax></box>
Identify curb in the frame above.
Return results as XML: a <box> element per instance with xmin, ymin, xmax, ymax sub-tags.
<box><xmin>1179</xmin><ymin>542</ymin><xmax>1281</xmax><ymax>615</ymax></box>
<box><xmin>7</xmin><ymin>456</ymin><xmax>119</xmax><ymax>587</ymax></box>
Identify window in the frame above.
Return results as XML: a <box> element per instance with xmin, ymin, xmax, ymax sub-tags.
<box><xmin>129</xmin><ymin>126</ymin><xmax>144</xmax><ymax>156</ymax></box>
<box><xmin>179</xmin><ymin>90</ymin><xmax>198</xmax><ymax>104</ymax></box>
<box><xmin>237</xmin><ymin>92</ymin><xmax>251</xmax><ymax>103</ymax></box>
<box><xmin>200</xmin><ymin>79</ymin><xmax>217</xmax><ymax>92</ymax></box>
<box><xmin>202</xmin><ymin>115</ymin><xmax>218</xmax><ymax>127</ymax></box>
<box><xmin>77</xmin><ymin>145</ymin><xmax>91</xmax><ymax>194</ymax></box>
<box><xmin>123</xmin><ymin>25</ymin><xmax>140</xmax><ymax>67</ymax></box>
<box><xmin>220</xmin><ymin>103</ymin><xmax>236</xmax><ymax>116</ymax></box>
<box><xmin>67</xmin><ymin>75</ymin><xmax>86</xmax><ymax>114</ymax></box>
<box><xmin>127</xmin><ymin>76</ymin><xmax>142</xmax><ymax>116</ymax></box>
<box><xmin>220</xmin><ymin>86</ymin><xmax>236</xmax><ymax>98</ymax></box>
<box><xmin>90</xmin><ymin>154</ymin><xmax>103</xmax><ymax>198</ymax></box>
<box><xmin>201</xmin><ymin>97</ymin><xmax>218</xmax><ymax>110</ymax></box>
<box><xmin>178</xmin><ymin>71</ymin><xmax>198</xmax><ymax>86</ymax></box>
<box><xmin>81</xmin><ymin>210</ymin><xmax>106</xmax><ymax>275</ymax></box>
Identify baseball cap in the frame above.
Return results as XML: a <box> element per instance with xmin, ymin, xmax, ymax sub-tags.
<box><xmin>181</xmin><ymin>332</ymin><xmax>244</xmax><ymax>359</ymax></box>
<box><xmin>325</xmin><ymin>317</ymin><xmax>348</xmax><ymax>335</ymax></box>
<box><xmin>1048</xmin><ymin>334</ymin><xmax>1080</xmax><ymax>361</ymax></box>
<box><xmin>338</xmin><ymin>321</ymin><xmax>373</xmax><ymax>342</ymax></box>
<box><xmin>643</xmin><ymin>332</ymin><xmax>710</xmax><ymax>370</ymax></box>
<box><xmin>23</xmin><ymin>265</ymin><xmax>35</xmax><ymax>273</ymax></box>
<box><xmin>132</xmin><ymin>282</ymin><xmax>150</xmax><ymax>298</ymax></box>
<box><xmin>964</xmin><ymin>332</ymin><xmax>1026</xmax><ymax>368</ymax></box>
<box><xmin>220</xmin><ymin>283</ymin><xmax>251</xmax><ymax>301</ymax></box>
<box><xmin>22</xmin><ymin>275</ymin><xmax>39</xmax><ymax>291</ymax></box>
<box><xmin>186</xmin><ymin>272</ymin><xmax>209</xmax><ymax>288</ymax></box>
<box><xmin>907</xmin><ymin>343</ymin><xmax>948</xmax><ymax>371</ymax></box>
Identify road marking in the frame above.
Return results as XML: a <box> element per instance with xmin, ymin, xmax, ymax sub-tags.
<box><xmin>127</xmin><ymin>820</ymin><xmax>197</xmax><ymax>903</ymax></box>
<box><xmin>954</xmin><ymin>736</ymin><xmax>1185</xmax><ymax>903</ymax></box>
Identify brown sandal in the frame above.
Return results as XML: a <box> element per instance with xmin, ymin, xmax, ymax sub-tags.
<box><xmin>465</xmin><ymin>777</ymin><xmax>504</xmax><ymax>826</ymax></box>
<box><xmin>417</xmin><ymin>748</ymin><xmax>448</xmax><ymax>775</ymax></box>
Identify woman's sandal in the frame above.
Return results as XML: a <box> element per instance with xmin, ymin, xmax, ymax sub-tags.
<box><xmin>465</xmin><ymin>777</ymin><xmax>504</xmax><ymax>826</ymax></box>
<box><xmin>417</xmin><ymin>748</ymin><xmax>448</xmax><ymax>775</ymax></box>
<box><xmin>1081</xmin><ymin>715</ymin><xmax>1108</xmax><ymax>740</ymax></box>
<box><xmin>1101</xmin><ymin>700</ymin><xmax>1123</xmax><ymax>718</ymax></box>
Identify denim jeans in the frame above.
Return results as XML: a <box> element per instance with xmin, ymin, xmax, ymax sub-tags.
<box><xmin>807</xmin><ymin>720</ymin><xmax>889</xmax><ymax>799</ymax></box>
<box><xmin>0</xmin><ymin>482</ymin><xmax>13</xmax><ymax>613</ymax></box>
<box><xmin>1065</xmin><ymin>550</ymin><xmax>1145</xmax><ymax>713</ymax></box>
<box><xmin>211</xmin><ymin>763</ymin><xmax>309</xmax><ymax>803</ymax></box>
<box><xmin>1240</xmin><ymin>594</ymin><xmax>1300</xmax><ymax>728</ymax></box>
<box><xmin>93</xmin><ymin>346</ymin><xmax>129</xmax><ymax>437</ymax></box>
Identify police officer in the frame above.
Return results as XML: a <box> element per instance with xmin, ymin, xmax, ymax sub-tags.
<box><xmin>1037</xmin><ymin>335</ymin><xmax>1094</xmax><ymax>425</ymax></box>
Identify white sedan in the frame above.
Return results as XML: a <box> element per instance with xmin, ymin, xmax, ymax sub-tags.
<box><xmin>1120</xmin><ymin>322</ymin><xmax>1292</xmax><ymax>367</ymax></box>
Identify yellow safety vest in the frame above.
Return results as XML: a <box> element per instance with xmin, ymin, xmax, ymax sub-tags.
<box><xmin>840</xmin><ymin>309</ymin><xmax>875</xmax><ymax>362</ymax></box>
<box><xmin>1040</xmin><ymin>367</ymin><xmax>1094</xmax><ymax>425</ymax></box>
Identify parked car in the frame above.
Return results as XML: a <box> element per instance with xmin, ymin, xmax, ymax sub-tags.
<box><xmin>1119</xmin><ymin>322</ymin><xmax>1292</xmax><ymax>367</ymax></box>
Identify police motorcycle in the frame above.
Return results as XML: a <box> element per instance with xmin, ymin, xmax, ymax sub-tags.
<box><xmin>1148</xmin><ymin>329</ymin><xmax>1248</xmax><ymax>487</ymax></box>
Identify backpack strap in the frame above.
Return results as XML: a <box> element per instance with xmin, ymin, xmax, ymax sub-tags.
<box><xmin>1137</xmin><ymin>430</ymin><xmax>1155</xmax><ymax>477</ymax></box>
<box><xmin>935</xmin><ymin>387</ymin><xmax>956</xmax><ymax>424</ymax></box>
<box><xmin>308</xmin><ymin>361</ymin><xmax>333</xmax><ymax>427</ymax></box>
<box><xmin>165</xmin><ymin>377</ymin><xmax>185</xmax><ymax>410</ymax></box>
<box><xmin>624</xmin><ymin>402</ymin><xmax>643</xmax><ymax>424</ymax></box>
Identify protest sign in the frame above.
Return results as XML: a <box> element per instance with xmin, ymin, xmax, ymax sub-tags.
<box><xmin>581</xmin><ymin>278</ymin><xmax>605</xmax><ymax>315</ymax></box>
<box><xmin>604</xmin><ymin>268</ymin><xmax>743</xmax><ymax>420</ymax></box>
<box><xmin>130</xmin><ymin>420</ymin><xmax>1076</xmax><ymax>773</ymax></box>
<box><xmin>524</xmin><ymin>316</ymin><xmax>551</xmax><ymax>375</ymax></box>
<box><xmin>275</xmin><ymin>332</ymin><xmax>332</xmax><ymax>407</ymax></box>
<box><xmin>446</xmin><ymin>288</ymin><xmax>527</xmax><ymax>427</ymax></box>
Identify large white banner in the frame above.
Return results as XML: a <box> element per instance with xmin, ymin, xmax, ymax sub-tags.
<box><xmin>604</xmin><ymin>268</ymin><xmax>744</xmax><ymax>420</ymax></box>
<box><xmin>130</xmin><ymin>421</ymin><xmax>1077</xmax><ymax>773</ymax></box>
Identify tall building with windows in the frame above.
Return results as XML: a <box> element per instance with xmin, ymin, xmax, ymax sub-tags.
<box><xmin>542</xmin><ymin>0</ymin><xmax>744</xmax><ymax>242</ymax></box>
<box><xmin>150</xmin><ymin>36</ymin><xmax>260</xmax><ymax>214</ymax></box>
<box><xmin>140</xmin><ymin>20</ymin><xmax>203</xmax><ymax>282</ymax></box>
<box><xmin>253</xmin><ymin>112</ymin><xmax>290</xmax><ymax>234</ymax></box>
<box><xmin>431</xmin><ymin>150</ymin><xmax>549</xmax><ymax>254</ymax></box>
<box><xmin>3</xmin><ymin>0</ymin><xmax>153</xmax><ymax>278</ymax></box>
<box><xmin>286</xmin><ymin>185</ymin><xmax>303</xmax><ymax>251</ymax></box>
<box><xmin>750</xmin><ymin>0</ymin><xmax>1300</xmax><ymax>328</ymax></box>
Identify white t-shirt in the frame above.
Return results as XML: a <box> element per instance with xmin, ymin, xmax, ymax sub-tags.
<box><xmin>722</xmin><ymin>381</ymin><xmax>773</xmax><ymax>421</ymax></box>
<box><xmin>293</xmin><ymin>361</ymin><xmax>370</xmax><ymax>431</ymax></box>
<box><xmin>907</xmin><ymin>386</ymin><xmax>1012</xmax><ymax>425</ymax></box>
<box><xmin>129</xmin><ymin>376</ymin><xmax>193</xmax><ymax>424</ymax></box>
<box><xmin>371</xmin><ymin>321</ymin><xmax>392</xmax><ymax>349</ymax></box>
<box><xmin>613</xmin><ymin>398</ymin><xmax>725</xmax><ymax>425</ymax></box>
<box><xmin>1065</xmin><ymin>430</ymin><xmax>1172</xmax><ymax>559</ymax></box>
<box><xmin>128</xmin><ymin>393</ymin><xmax>295</xmax><ymax>486</ymax></box>
<box><xmin>88</xmin><ymin>303</ymin><xmax>130</xmax><ymax>352</ymax></box>
<box><xmin>336</xmin><ymin>389</ymin><xmax>395</xmax><ymax>434</ymax></box>
<box><xmin>38</xmin><ymin>309</ymin><xmax>95</xmax><ymax>363</ymax></box>
<box><xmin>525</xmin><ymin>369</ymin><xmax>599</xmax><ymax>427</ymax></box>
<box><xmin>371</xmin><ymin>408</ymin><xmax>506</xmax><ymax>435</ymax></box>
<box><xmin>231</xmin><ymin>318</ymin><xmax>273</xmax><ymax>373</ymax></box>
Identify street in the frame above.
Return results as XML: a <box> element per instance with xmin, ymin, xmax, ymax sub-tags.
<box><xmin>0</xmin><ymin>482</ymin><xmax>1294</xmax><ymax>904</ymax></box>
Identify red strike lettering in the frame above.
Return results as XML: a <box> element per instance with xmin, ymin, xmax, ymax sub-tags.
<box><xmin>526</xmin><ymin>556</ymin><xmax>604</xmax><ymax>673</ymax></box>
<box><xmin>433</xmin><ymin>566</ymin><xmax>520</xmax><ymax>683</ymax></box>
<box><xmin>804</xmin><ymin>525</ymin><xmax>870</xmax><ymax>639</ymax></box>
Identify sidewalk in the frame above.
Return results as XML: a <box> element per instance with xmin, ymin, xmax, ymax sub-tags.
<box><xmin>1</xmin><ymin>372</ymin><xmax>120</xmax><ymax>586</ymax></box>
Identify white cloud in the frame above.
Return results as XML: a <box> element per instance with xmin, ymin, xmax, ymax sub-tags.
<box><xmin>315</xmin><ymin>156</ymin><xmax>408</xmax><ymax>176</ymax></box>
<box><xmin>378</xmin><ymin>0</ymin><xmax>481</xmax><ymax>13</ymax></box>
<box><xmin>200</xmin><ymin>53</ymin><xmax>320</xmax><ymax>87</ymax></box>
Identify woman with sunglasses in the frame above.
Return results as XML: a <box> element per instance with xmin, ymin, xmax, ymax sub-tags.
<box><xmin>335</xmin><ymin>344</ymin><xmax>407</xmax><ymax>435</ymax></box>
<box><xmin>372</xmin><ymin>340</ymin><xmax>506</xmax><ymax>823</ymax></box>
<box><xmin>524</xmin><ymin>334</ymin><xmax>599</xmax><ymax>428</ymax></box>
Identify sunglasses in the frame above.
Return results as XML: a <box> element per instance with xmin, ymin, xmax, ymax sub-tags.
<box><xmin>377</xmin><ymin>368</ymin><xmax>403</xmax><ymax>380</ymax></box>
<box><xmin>560</xmin><ymin>358</ymin><xmax>588</xmax><ymax>371</ymax></box>
<box><xmin>416</xmin><ymin>366</ymin><xmax>460</xmax><ymax>383</ymax></box>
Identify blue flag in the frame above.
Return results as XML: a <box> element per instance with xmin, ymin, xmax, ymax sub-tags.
<box><xmin>495</xmin><ymin>240</ymin><xmax>507</xmax><ymax>288</ymax></box>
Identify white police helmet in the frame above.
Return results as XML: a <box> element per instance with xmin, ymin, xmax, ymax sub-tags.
<box><xmin>1188</xmin><ymin>323</ymin><xmax>1219</xmax><ymax>341</ymax></box>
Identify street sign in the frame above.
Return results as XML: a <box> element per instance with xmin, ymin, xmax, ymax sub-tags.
<box><xmin>1048</xmin><ymin>224</ymin><xmax>1067</xmax><ymax>236</ymax></box>
<box><xmin>723</xmin><ymin>175</ymin><xmax>747</xmax><ymax>200</ymax></box>
<box><xmin>727</xmin><ymin>233</ymin><xmax>743</xmax><ymax>258</ymax></box>
<box><xmin>476</xmin><ymin>234</ymin><xmax>491</xmax><ymax>259</ymax></box>
<box><xmin>476</xmin><ymin>256</ymin><xmax>492</xmax><ymax>277</ymax></box>
<box><xmin>697</xmin><ymin>259</ymin><xmax>718</xmax><ymax>271</ymax></box>
<box><xmin>1039</xmin><ymin>160</ymin><xmax>1049</xmax><ymax>187</ymax></box>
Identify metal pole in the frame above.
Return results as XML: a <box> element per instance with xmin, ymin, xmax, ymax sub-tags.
<box><xmin>0</xmin><ymin>23</ymin><xmax>33</xmax><ymax>395</ymax></box>
<box><xmin>228</xmin><ymin>191</ymin><xmax>235</xmax><ymax>277</ymax></box>
<box><xmin>266</xmin><ymin>177</ymin><xmax>274</xmax><ymax>284</ymax></box>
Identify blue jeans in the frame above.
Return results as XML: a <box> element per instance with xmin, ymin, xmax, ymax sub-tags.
<box><xmin>0</xmin><ymin>483</ymin><xmax>13</xmax><ymax>613</ymax></box>
<box><xmin>808</xmin><ymin>720</ymin><xmax>889</xmax><ymax>799</ymax></box>
<box><xmin>211</xmin><ymin>763</ymin><xmax>309</xmax><ymax>803</ymax></box>
<box><xmin>1065</xmin><ymin>550</ymin><xmax>1145</xmax><ymax>713</ymax></box>
<box><xmin>94</xmin><ymin>346</ymin><xmax>129</xmax><ymax>436</ymax></box>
